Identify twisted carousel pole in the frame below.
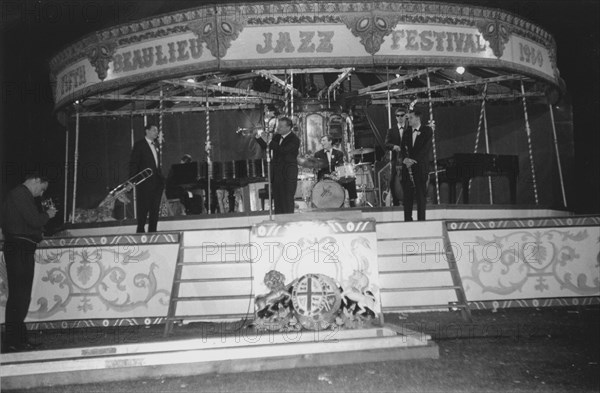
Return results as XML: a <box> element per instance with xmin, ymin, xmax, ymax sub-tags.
<box><xmin>290</xmin><ymin>71</ymin><xmax>294</xmax><ymax>119</ymax></box>
<box><xmin>483</xmin><ymin>103</ymin><xmax>493</xmax><ymax>204</ymax></box>
<box><xmin>131</xmin><ymin>111</ymin><xmax>137</xmax><ymax>219</ymax></box>
<box><xmin>159</xmin><ymin>87</ymin><xmax>164</xmax><ymax>168</ymax></box>
<box><xmin>63</xmin><ymin>123</ymin><xmax>69</xmax><ymax>223</ymax></box>
<box><xmin>468</xmin><ymin>83</ymin><xmax>489</xmax><ymax>201</ymax></box>
<box><xmin>158</xmin><ymin>87</ymin><xmax>167</xmax><ymax>216</ymax></box>
<box><xmin>205</xmin><ymin>87</ymin><xmax>212</xmax><ymax>214</ymax></box>
<box><xmin>71</xmin><ymin>105</ymin><xmax>80</xmax><ymax>223</ymax></box>
<box><xmin>426</xmin><ymin>70</ymin><xmax>440</xmax><ymax>204</ymax></box>
<box><xmin>549</xmin><ymin>104</ymin><xmax>567</xmax><ymax>207</ymax></box>
<box><xmin>520</xmin><ymin>79</ymin><xmax>539</xmax><ymax>205</ymax></box>
<box><xmin>386</xmin><ymin>67</ymin><xmax>392</xmax><ymax>128</ymax></box>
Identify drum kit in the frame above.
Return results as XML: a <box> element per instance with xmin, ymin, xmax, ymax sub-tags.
<box><xmin>296</xmin><ymin>147</ymin><xmax>377</xmax><ymax>208</ymax></box>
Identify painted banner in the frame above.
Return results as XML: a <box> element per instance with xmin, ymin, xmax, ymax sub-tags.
<box><xmin>447</xmin><ymin>217</ymin><xmax>600</xmax><ymax>302</ymax></box>
<box><xmin>0</xmin><ymin>233</ymin><xmax>179</xmax><ymax>327</ymax></box>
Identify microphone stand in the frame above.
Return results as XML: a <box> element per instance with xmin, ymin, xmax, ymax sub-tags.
<box><xmin>266</xmin><ymin>132</ymin><xmax>273</xmax><ymax>221</ymax></box>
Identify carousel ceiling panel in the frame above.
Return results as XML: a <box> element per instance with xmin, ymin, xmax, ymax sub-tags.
<box><xmin>55</xmin><ymin>1</ymin><xmax>561</xmax><ymax>116</ymax></box>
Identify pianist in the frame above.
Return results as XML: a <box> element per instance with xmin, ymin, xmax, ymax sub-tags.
<box><xmin>165</xmin><ymin>154</ymin><xmax>203</xmax><ymax>214</ymax></box>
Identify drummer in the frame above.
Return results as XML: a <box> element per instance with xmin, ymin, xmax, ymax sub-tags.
<box><xmin>314</xmin><ymin>135</ymin><xmax>358</xmax><ymax>207</ymax></box>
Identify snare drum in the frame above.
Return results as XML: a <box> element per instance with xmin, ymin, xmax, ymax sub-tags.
<box><xmin>335</xmin><ymin>163</ymin><xmax>356</xmax><ymax>184</ymax></box>
<box><xmin>311</xmin><ymin>180</ymin><xmax>345</xmax><ymax>208</ymax></box>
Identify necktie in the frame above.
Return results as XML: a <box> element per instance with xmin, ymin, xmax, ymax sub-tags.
<box><xmin>151</xmin><ymin>140</ymin><xmax>160</xmax><ymax>167</ymax></box>
<box><xmin>412</xmin><ymin>127</ymin><xmax>419</xmax><ymax>147</ymax></box>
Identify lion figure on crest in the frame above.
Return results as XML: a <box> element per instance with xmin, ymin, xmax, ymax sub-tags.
<box><xmin>255</xmin><ymin>270</ymin><xmax>291</xmax><ymax>314</ymax></box>
<box><xmin>341</xmin><ymin>270</ymin><xmax>376</xmax><ymax>314</ymax></box>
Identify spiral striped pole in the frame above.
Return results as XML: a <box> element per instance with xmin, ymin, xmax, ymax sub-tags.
<box><xmin>131</xmin><ymin>112</ymin><xmax>137</xmax><ymax>219</ymax></box>
<box><xmin>520</xmin><ymin>79</ymin><xmax>539</xmax><ymax>205</ymax></box>
<box><xmin>549</xmin><ymin>103</ymin><xmax>567</xmax><ymax>207</ymax></box>
<box><xmin>205</xmin><ymin>87</ymin><xmax>212</xmax><ymax>214</ymax></box>
<box><xmin>71</xmin><ymin>107</ymin><xmax>80</xmax><ymax>223</ymax></box>
<box><xmin>159</xmin><ymin>87</ymin><xmax>164</xmax><ymax>170</ymax></box>
<box><xmin>63</xmin><ymin>123</ymin><xmax>69</xmax><ymax>223</ymax></box>
<box><xmin>284</xmin><ymin>69</ymin><xmax>289</xmax><ymax>115</ymax></box>
<box><xmin>386</xmin><ymin>67</ymin><xmax>392</xmax><ymax>129</ymax></box>
<box><xmin>483</xmin><ymin>105</ymin><xmax>493</xmax><ymax>204</ymax></box>
<box><xmin>468</xmin><ymin>83</ymin><xmax>488</xmax><ymax>196</ymax></box>
<box><xmin>290</xmin><ymin>71</ymin><xmax>294</xmax><ymax>119</ymax></box>
<box><xmin>426</xmin><ymin>71</ymin><xmax>440</xmax><ymax>204</ymax></box>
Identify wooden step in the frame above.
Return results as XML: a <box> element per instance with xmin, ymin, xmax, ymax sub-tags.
<box><xmin>381</xmin><ymin>285</ymin><xmax>461</xmax><ymax>292</ymax></box>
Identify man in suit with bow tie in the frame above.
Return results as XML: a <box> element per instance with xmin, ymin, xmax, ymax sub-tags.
<box><xmin>385</xmin><ymin>108</ymin><xmax>409</xmax><ymax>207</ymax></box>
<box><xmin>129</xmin><ymin>124</ymin><xmax>165</xmax><ymax>232</ymax></box>
<box><xmin>401</xmin><ymin>110</ymin><xmax>433</xmax><ymax>221</ymax></box>
<box><xmin>255</xmin><ymin>117</ymin><xmax>300</xmax><ymax>214</ymax></box>
<box><xmin>314</xmin><ymin>135</ymin><xmax>357</xmax><ymax>207</ymax></box>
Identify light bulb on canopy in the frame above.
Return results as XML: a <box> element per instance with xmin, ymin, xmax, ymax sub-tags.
<box><xmin>456</xmin><ymin>66</ymin><xmax>466</xmax><ymax>75</ymax></box>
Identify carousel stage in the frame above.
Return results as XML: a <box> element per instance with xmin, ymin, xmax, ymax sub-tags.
<box><xmin>2</xmin><ymin>206</ymin><xmax>598</xmax><ymax>389</ymax></box>
<box><xmin>17</xmin><ymin>203</ymin><xmax>595</xmax><ymax>330</ymax></box>
<box><xmin>63</xmin><ymin>204</ymin><xmax>572</xmax><ymax>237</ymax></box>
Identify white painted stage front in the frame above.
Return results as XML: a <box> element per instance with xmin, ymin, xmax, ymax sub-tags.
<box><xmin>0</xmin><ymin>207</ymin><xmax>598</xmax><ymax>329</ymax></box>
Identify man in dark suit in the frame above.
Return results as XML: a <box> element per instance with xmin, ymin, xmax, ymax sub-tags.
<box><xmin>255</xmin><ymin>117</ymin><xmax>300</xmax><ymax>214</ymax></box>
<box><xmin>400</xmin><ymin>110</ymin><xmax>433</xmax><ymax>221</ymax></box>
<box><xmin>2</xmin><ymin>173</ymin><xmax>57</xmax><ymax>352</ymax></box>
<box><xmin>129</xmin><ymin>124</ymin><xmax>165</xmax><ymax>232</ymax></box>
<box><xmin>385</xmin><ymin>108</ymin><xmax>409</xmax><ymax>206</ymax></box>
<box><xmin>314</xmin><ymin>135</ymin><xmax>357</xmax><ymax>207</ymax></box>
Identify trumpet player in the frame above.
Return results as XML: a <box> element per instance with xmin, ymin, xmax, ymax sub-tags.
<box><xmin>2</xmin><ymin>173</ymin><xmax>57</xmax><ymax>352</ymax></box>
<box><xmin>129</xmin><ymin>124</ymin><xmax>165</xmax><ymax>233</ymax></box>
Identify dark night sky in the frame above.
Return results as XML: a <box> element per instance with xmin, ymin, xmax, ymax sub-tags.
<box><xmin>1</xmin><ymin>0</ymin><xmax>599</xmax><ymax>214</ymax></box>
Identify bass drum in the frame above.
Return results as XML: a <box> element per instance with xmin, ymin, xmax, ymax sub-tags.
<box><xmin>311</xmin><ymin>180</ymin><xmax>345</xmax><ymax>208</ymax></box>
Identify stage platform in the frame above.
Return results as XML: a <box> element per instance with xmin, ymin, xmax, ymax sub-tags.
<box><xmin>0</xmin><ymin>205</ymin><xmax>596</xmax><ymax>329</ymax></box>
<box><xmin>62</xmin><ymin>204</ymin><xmax>571</xmax><ymax>237</ymax></box>
<box><xmin>0</xmin><ymin>206</ymin><xmax>598</xmax><ymax>389</ymax></box>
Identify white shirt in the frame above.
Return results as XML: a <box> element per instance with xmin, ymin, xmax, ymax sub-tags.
<box><xmin>412</xmin><ymin>125</ymin><xmax>420</xmax><ymax>145</ymax></box>
<box><xmin>324</xmin><ymin>149</ymin><xmax>333</xmax><ymax>170</ymax></box>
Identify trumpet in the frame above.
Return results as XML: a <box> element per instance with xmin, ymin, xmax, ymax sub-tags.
<box><xmin>236</xmin><ymin>126</ymin><xmax>266</xmax><ymax>136</ymax></box>
<box><xmin>99</xmin><ymin>168</ymin><xmax>153</xmax><ymax>208</ymax></box>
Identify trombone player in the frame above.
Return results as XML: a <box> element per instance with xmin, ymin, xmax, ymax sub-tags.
<box><xmin>129</xmin><ymin>124</ymin><xmax>165</xmax><ymax>233</ymax></box>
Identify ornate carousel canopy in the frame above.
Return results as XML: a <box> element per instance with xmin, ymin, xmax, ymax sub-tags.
<box><xmin>50</xmin><ymin>1</ymin><xmax>562</xmax><ymax>117</ymax></box>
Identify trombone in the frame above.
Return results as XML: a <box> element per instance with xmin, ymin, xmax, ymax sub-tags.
<box><xmin>99</xmin><ymin>168</ymin><xmax>153</xmax><ymax>208</ymax></box>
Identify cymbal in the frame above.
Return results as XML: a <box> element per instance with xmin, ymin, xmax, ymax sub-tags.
<box><xmin>297</xmin><ymin>156</ymin><xmax>328</xmax><ymax>169</ymax></box>
<box><xmin>350</xmin><ymin>147</ymin><xmax>375</xmax><ymax>155</ymax></box>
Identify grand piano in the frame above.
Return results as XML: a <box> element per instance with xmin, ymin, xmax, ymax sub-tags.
<box><xmin>431</xmin><ymin>153</ymin><xmax>519</xmax><ymax>204</ymax></box>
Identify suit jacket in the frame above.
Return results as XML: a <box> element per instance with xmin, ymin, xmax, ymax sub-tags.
<box><xmin>128</xmin><ymin>138</ymin><xmax>165</xmax><ymax>191</ymax></box>
<box><xmin>385</xmin><ymin>126</ymin><xmax>404</xmax><ymax>177</ymax></box>
<box><xmin>255</xmin><ymin>132</ymin><xmax>301</xmax><ymax>166</ymax></box>
<box><xmin>400</xmin><ymin>125</ymin><xmax>433</xmax><ymax>182</ymax></box>
<box><xmin>314</xmin><ymin>148</ymin><xmax>344</xmax><ymax>180</ymax></box>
